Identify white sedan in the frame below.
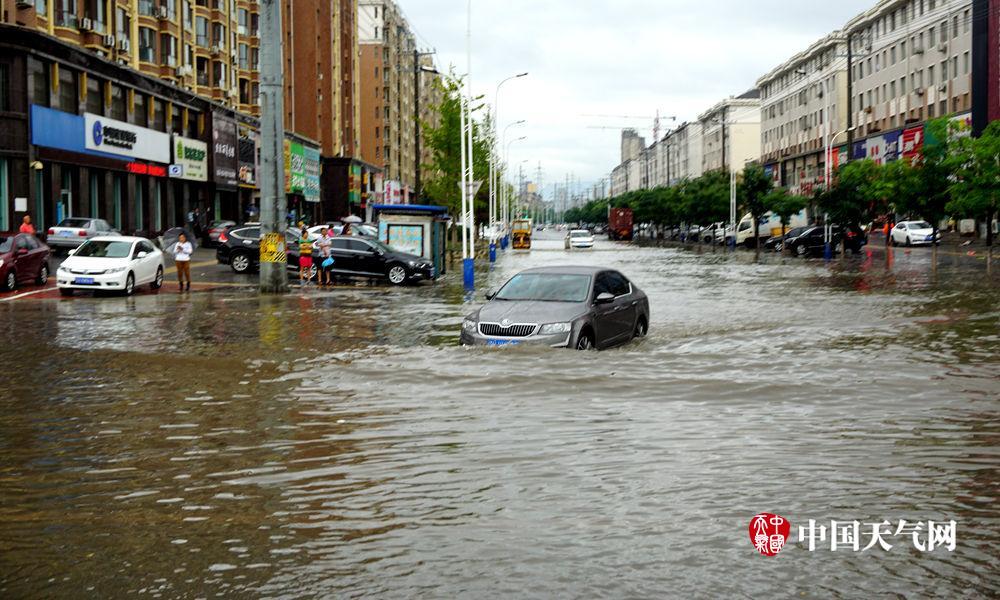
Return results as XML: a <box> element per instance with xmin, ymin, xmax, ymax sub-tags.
<box><xmin>565</xmin><ymin>229</ymin><xmax>595</xmax><ymax>249</ymax></box>
<box><xmin>57</xmin><ymin>236</ymin><xmax>164</xmax><ymax>296</ymax></box>
<box><xmin>891</xmin><ymin>221</ymin><xmax>940</xmax><ymax>246</ymax></box>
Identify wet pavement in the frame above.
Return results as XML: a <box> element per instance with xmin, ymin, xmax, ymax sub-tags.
<box><xmin>1</xmin><ymin>231</ymin><xmax>998</xmax><ymax>598</ymax></box>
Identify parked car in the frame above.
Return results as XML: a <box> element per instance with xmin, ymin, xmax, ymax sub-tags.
<box><xmin>205</xmin><ymin>220</ymin><xmax>236</xmax><ymax>247</ymax></box>
<box><xmin>0</xmin><ymin>232</ymin><xmax>51</xmax><ymax>291</ymax></box>
<box><xmin>305</xmin><ymin>223</ymin><xmax>378</xmax><ymax>241</ymax></box>
<box><xmin>764</xmin><ymin>226</ymin><xmax>810</xmax><ymax>252</ymax></box>
<box><xmin>785</xmin><ymin>225</ymin><xmax>867</xmax><ymax>257</ymax></box>
<box><xmin>460</xmin><ymin>266</ymin><xmax>650</xmax><ymax>350</ymax></box>
<box><xmin>218</xmin><ymin>227</ymin><xmax>433</xmax><ymax>285</ymax></box>
<box><xmin>57</xmin><ymin>236</ymin><xmax>164</xmax><ymax>296</ymax></box>
<box><xmin>45</xmin><ymin>218</ymin><xmax>119</xmax><ymax>253</ymax></box>
<box><xmin>891</xmin><ymin>221</ymin><xmax>940</xmax><ymax>246</ymax></box>
<box><xmin>565</xmin><ymin>229</ymin><xmax>595</xmax><ymax>249</ymax></box>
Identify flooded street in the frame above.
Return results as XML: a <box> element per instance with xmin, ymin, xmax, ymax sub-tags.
<box><xmin>1</xmin><ymin>233</ymin><xmax>998</xmax><ymax>598</ymax></box>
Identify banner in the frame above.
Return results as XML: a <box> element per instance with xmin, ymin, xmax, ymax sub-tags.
<box><xmin>211</xmin><ymin>113</ymin><xmax>238</xmax><ymax>189</ymax></box>
<box><xmin>304</xmin><ymin>146</ymin><xmax>320</xmax><ymax>203</ymax></box>
<box><xmin>238</xmin><ymin>127</ymin><xmax>257</xmax><ymax>188</ymax></box>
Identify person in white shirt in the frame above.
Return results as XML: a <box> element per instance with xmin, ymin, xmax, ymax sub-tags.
<box><xmin>172</xmin><ymin>233</ymin><xmax>194</xmax><ymax>291</ymax></box>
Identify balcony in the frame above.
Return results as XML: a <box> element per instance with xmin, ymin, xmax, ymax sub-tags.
<box><xmin>54</xmin><ymin>9</ymin><xmax>77</xmax><ymax>28</ymax></box>
<box><xmin>139</xmin><ymin>47</ymin><xmax>156</xmax><ymax>63</ymax></box>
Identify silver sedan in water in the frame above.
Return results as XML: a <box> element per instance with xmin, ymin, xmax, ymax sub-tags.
<box><xmin>460</xmin><ymin>266</ymin><xmax>650</xmax><ymax>350</ymax></box>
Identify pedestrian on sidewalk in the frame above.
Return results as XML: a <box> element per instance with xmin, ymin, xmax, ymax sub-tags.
<box><xmin>18</xmin><ymin>215</ymin><xmax>35</xmax><ymax>235</ymax></box>
<box><xmin>314</xmin><ymin>227</ymin><xmax>334</xmax><ymax>286</ymax></box>
<box><xmin>298</xmin><ymin>225</ymin><xmax>314</xmax><ymax>286</ymax></box>
<box><xmin>172</xmin><ymin>232</ymin><xmax>194</xmax><ymax>291</ymax></box>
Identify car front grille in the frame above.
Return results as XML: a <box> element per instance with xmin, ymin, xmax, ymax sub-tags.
<box><xmin>479</xmin><ymin>322</ymin><xmax>538</xmax><ymax>338</ymax></box>
<box><xmin>69</xmin><ymin>269</ymin><xmax>107</xmax><ymax>275</ymax></box>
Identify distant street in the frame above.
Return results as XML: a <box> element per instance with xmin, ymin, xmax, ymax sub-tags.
<box><xmin>1</xmin><ymin>233</ymin><xmax>997</xmax><ymax>597</ymax></box>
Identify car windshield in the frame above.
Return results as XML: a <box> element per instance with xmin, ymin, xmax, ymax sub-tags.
<box><xmin>496</xmin><ymin>273</ymin><xmax>591</xmax><ymax>302</ymax></box>
<box><xmin>0</xmin><ymin>236</ymin><xmax>12</xmax><ymax>253</ymax></box>
<box><xmin>58</xmin><ymin>218</ymin><xmax>91</xmax><ymax>228</ymax></box>
<box><xmin>786</xmin><ymin>227</ymin><xmax>807</xmax><ymax>237</ymax></box>
<box><xmin>909</xmin><ymin>222</ymin><xmax>932</xmax><ymax>229</ymax></box>
<box><xmin>570</xmin><ymin>231</ymin><xmax>589</xmax><ymax>238</ymax></box>
<box><xmin>74</xmin><ymin>240</ymin><xmax>133</xmax><ymax>258</ymax></box>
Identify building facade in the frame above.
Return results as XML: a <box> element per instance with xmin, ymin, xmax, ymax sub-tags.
<box><xmin>662</xmin><ymin>121</ymin><xmax>704</xmax><ymax>185</ymax></box>
<box><xmin>358</xmin><ymin>0</ymin><xmax>440</xmax><ymax>203</ymax></box>
<box><xmin>988</xmin><ymin>0</ymin><xmax>999</xmax><ymax>121</ymax></box>
<box><xmin>758</xmin><ymin>33</ymin><xmax>849</xmax><ymax>194</ymax></box>
<box><xmin>698</xmin><ymin>92</ymin><xmax>762</xmax><ymax>173</ymax></box>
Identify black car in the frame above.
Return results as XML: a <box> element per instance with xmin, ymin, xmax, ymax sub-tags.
<box><xmin>217</xmin><ymin>226</ymin><xmax>434</xmax><ymax>285</ymax></box>
<box><xmin>764</xmin><ymin>226</ymin><xmax>809</xmax><ymax>252</ymax></box>
<box><xmin>785</xmin><ymin>225</ymin><xmax>867</xmax><ymax>257</ymax></box>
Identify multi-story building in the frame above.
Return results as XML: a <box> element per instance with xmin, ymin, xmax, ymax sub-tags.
<box><xmin>987</xmin><ymin>0</ymin><xmax>999</xmax><ymax>122</ymax></box>
<box><xmin>758</xmin><ymin>33</ymin><xmax>849</xmax><ymax>195</ymax></box>
<box><xmin>662</xmin><ymin>121</ymin><xmax>704</xmax><ymax>184</ymax></box>
<box><xmin>846</xmin><ymin>0</ymin><xmax>974</xmax><ymax>159</ymax></box>
<box><xmin>620</xmin><ymin>128</ymin><xmax>645</xmax><ymax>163</ymax></box>
<box><xmin>698</xmin><ymin>91</ymin><xmax>761</xmax><ymax>173</ymax></box>
<box><xmin>358</xmin><ymin>0</ymin><xmax>440</xmax><ymax>203</ymax></box>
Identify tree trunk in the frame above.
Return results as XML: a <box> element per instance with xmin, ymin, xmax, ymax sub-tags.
<box><xmin>780</xmin><ymin>223</ymin><xmax>787</xmax><ymax>255</ymax></box>
<box><xmin>987</xmin><ymin>209</ymin><xmax>995</xmax><ymax>248</ymax></box>
<box><xmin>753</xmin><ymin>216</ymin><xmax>760</xmax><ymax>261</ymax></box>
<box><xmin>931</xmin><ymin>225</ymin><xmax>939</xmax><ymax>269</ymax></box>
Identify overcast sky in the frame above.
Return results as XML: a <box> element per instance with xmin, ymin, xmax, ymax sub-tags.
<box><xmin>402</xmin><ymin>0</ymin><xmax>877</xmax><ymax>197</ymax></box>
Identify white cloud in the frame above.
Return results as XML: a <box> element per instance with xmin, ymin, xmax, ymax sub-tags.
<box><xmin>402</xmin><ymin>0</ymin><xmax>876</xmax><ymax>195</ymax></box>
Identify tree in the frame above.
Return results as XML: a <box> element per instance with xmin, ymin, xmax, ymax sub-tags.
<box><xmin>948</xmin><ymin>120</ymin><xmax>1000</xmax><ymax>248</ymax></box>
<box><xmin>738</xmin><ymin>164</ymin><xmax>774</xmax><ymax>258</ymax></box>
<box><xmin>766</xmin><ymin>188</ymin><xmax>807</xmax><ymax>254</ymax></box>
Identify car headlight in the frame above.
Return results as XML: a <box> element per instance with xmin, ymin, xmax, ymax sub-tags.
<box><xmin>462</xmin><ymin>319</ymin><xmax>478</xmax><ymax>333</ymax></box>
<box><xmin>538</xmin><ymin>322</ymin><xmax>572</xmax><ymax>335</ymax></box>
<box><xmin>106</xmin><ymin>266</ymin><xmax>128</xmax><ymax>274</ymax></box>
<box><xmin>0</xmin><ymin>259</ymin><xmax>4</xmax><ymax>268</ymax></box>
<box><xmin>407</xmin><ymin>260</ymin><xmax>417</xmax><ymax>267</ymax></box>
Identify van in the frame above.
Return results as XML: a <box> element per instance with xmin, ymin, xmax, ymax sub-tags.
<box><xmin>736</xmin><ymin>210</ymin><xmax>810</xmax><ymax>247</ymax></box>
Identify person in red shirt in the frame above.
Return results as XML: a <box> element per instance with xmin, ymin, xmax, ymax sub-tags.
<box><xmin>18</xmin><ymin>215</ymin><xmax>35</xmax><ymax>235</ymax></box>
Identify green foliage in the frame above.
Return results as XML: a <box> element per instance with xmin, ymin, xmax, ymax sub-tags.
<box><xmin>766</xmin><ymin>188</ymin><xmax>808</xmax><ymax>228</ymax></box>
<box><xmin>564</xmin><ymin>199</ymin><xmax>609</xmax><ymax>224</ymax></box>
<box><xmin>821</xmin><ymin>159</ymin><xmax>881</xmax><ymax>227</ymax></box>
<box><xmin>420</xmin><ymin>73</ymin><xmax>492</xmax><ymax>218</ymax></box>
<box><xmin>738</xmin><ymin>164</ymin><xmax>773</xmax><ymax>224</ymax></box>
<box><xmin>946</xmin><ymin>120</ymin><xmax>1000</xmax><ymax>244</ymax></box>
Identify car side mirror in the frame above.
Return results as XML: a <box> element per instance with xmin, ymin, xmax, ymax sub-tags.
<box><xmin>136</xmin><ymin>251</ymin><xmax>148</xmax><ymax>259</ymax></box>
<box><xmin>67</xmin><ymin>249</ymin><xmax>76</xmax><ymax>256</ymax></box>
<box><xmin>16</xmin><ymin>248</ymin><xmax>28</xmax><ymax>256</ymax></box>
<box><xmin>485</xmin><ymin>288</ymin><xmax>498</xmax><ymax>300</ymax></box>
<box><xmin>595</xmin><ymin>292</ymin><xmax>615</xmax><ymax>304</ymax></box>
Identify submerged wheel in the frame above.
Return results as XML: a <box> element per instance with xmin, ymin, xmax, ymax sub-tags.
<box><xmin>387</xmin><ymin>264</ymin><xmax>408</xmax><ymax>285</ymax></box>
<box><xmin>123</xmin><ymin>273</ymin><xmax>135</xmax><ymax>296</ymax></box>
<box><xmin>576</xmin><ymin>331</ymin><xmax>594</xmax><ymax>350</ymax></box>
<box><xmin>231</xmin><ymin>253</ymin><xmax>251</xmax><ymax>273</ymax></box>
<box><xmin>37</xmin><ymin>264</ymin><xmax>49</xmax><ymax>286</ymax></box>
<box><xmin>151</xmin><ymin>266</ymin><xmax>163</xmax><ymax>290</ymax></box>
<box><xmin>634</xmin><ymin>318</ymin><xmax>648</xmax><ymax>339</ymax></box>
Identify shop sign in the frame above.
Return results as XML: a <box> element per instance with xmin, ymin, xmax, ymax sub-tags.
<box><xmin>84</xmin><ymin>113</ymin><xmax>170</xmax><ymax>163</ymax></box>
<box><xmin>171</xmin><ymin>134</ymin><xmax>208</xmax><ymax>181</ymax></box>
<box><xmin>238</xmin><ymin>127</ymin><xmax>257</xmax><ymax>187</ymax></box>
<box><xmin>212</xmin><ymin>113</ymin><xmax>238</xmax><ymax>189</ymax></box>
<box><xmin>126</xmin><ymin>162</ymin><xmax>167</xmax><ymax>177</ymax></box>
<box><xmin>289</xmin><ymin>143</ymin><xmax>306</xmax><ymax>193</ymax></box>
<box><xmin>304</xmin><ymin>146</ymin><xmax>321</xmax><ymax>203</ymax></box>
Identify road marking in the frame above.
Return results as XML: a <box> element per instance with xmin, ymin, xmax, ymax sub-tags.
<box><xmin>0</xmin><ymin>287</ymin><xmax>55</xmax><ymax>302</ymax></box>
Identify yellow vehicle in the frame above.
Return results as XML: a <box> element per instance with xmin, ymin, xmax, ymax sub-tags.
<box><xmin>512</xmin><ymin>219</ymin><xmax>533</xmax><ymax>249</ymax></box>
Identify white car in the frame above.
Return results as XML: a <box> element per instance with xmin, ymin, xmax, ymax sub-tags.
<box><xmin>57</xmin><ymin>236</ymin><xmax>164</xmax><ymax>296</ymax></box>
<box><xmin>565</xmin><ymin>229</ymin><xmax>595</xmax><ymax>249</ymax></box>
<box><xmin>891</xmin><ymin>221</ymin><xmax>940</xmax><ymax>246</ymax></box>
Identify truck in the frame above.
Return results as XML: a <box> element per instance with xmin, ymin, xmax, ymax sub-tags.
<box><xmin>735</xmin><ymin>210</ymin><xmax>810</xmax><ymax>247</ymax></box>
<box><xmin>511</xmin><ymin>219</ymin><xmax>533</xmax><ymax>249</ymax></box>
<box><xmin>608</xmin><ymin>207</ymin><xmax>634</xmax><ymax>241</ymax></box>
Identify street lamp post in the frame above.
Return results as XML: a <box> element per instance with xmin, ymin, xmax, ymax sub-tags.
<box><xmin>413</xmin><ymin>52</ymin><xmax>439</xmax><ymax>203</ymax></box>
<box><xmin>503</xmin><ymin>136</ymin><xmax>527</xmax><ymax>236</ymax></box>
<box><xmin>499</xmin><ymin>120</ymin><xmax>525</xmax><ymax>249</ymax></box>
<box><xmin>490</xmin><ymin>72</ymin><xmax>528</xmax><ymax>262</ymax></box>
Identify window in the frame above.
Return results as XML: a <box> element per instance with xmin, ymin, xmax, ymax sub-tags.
<box><xmin>239</xmin><ymin>78</ymin><xmax>249</xmax><ymax>104</ymax></box>
<box><xmin>0</xmin><ymin>64</ymin><xmax>8</xmax><ymax>112</ymax></box>
<box><xmin>163</xmin><ymin>0</ymin><xmax>175</xmax><ymax>18</ymax></box>
<box><xmin>952</xmin><ymin>16</ymin><xmax>958</xmax><ymax>39</ymax></box>
<box><xmin>212</xmin><ymin>23</ymin><xmax>226</xmax><ymax>49</ymax></box>
<box><xmin>152</xmin><ymin>99</ymin><xmax>165</xmax><ymax>131</ymax></box>
<box><xmin>138</xmin><ymin>27</ymin><xmax>156</xmax><ymax>63</ymax></box>
<box><xmin>184</xmin><ymin>0</ymin><xmax>192</xmax><ymax>29</ymax></box>
<box><xmin>250</xmin><ymin>83</ymin><xmax>259</xmax><ymax>105</ymax></box>
<box><xmin>85</xmin><ymin>0</ymin><xmax>106</xmax><ymax>33</ymax></box>
<box><xmin>31</xmin><ymin>59</ymin><xmax>48</xmax><ymax>107</ymax></box>
<box><xmin>0</xmin><ymin>159</ymin><xmax>7</xmax><ymax>232</ymax></box>
<box><xmin>58</xmin><ymin>65</ymin><xmax>77</xmax><ymax>114</ymax></box>
<box><xmin>55</xmin><ymin>0</ymin><xmax>77</xmax><ymax>27</ymax></box>
<box><xmin>116</xmin><ymin>8</ymin><xmax>130</xmax><ymax>44</ymax></box>
<box><xmin>238</xmin><ymin>8</ymin><xmax>248</xmax><ymax>28</ymax></box>
<box><xmin>160</xmin><ymin>34</ymin><xmax>178</xmax><ymax>66</ymax></box>
<box><xmin>110</xmin><ymin>84</ymin><xmax>125</xmax><ymax>120</ymax></box>
<box><xmin>891</xmin><ymin>46</ymin><xmax>896</xmax><ymax>64</ymax></box>
<box><xmin>249</xmin><ymin>48</ymin><xmax>259</xmax><ymax>70</ymax></box>
<box><xmin>133</xmin><ymin>93</ymin><xmax>147</xmax><ymax>126</ymax></box>
<box><xmin>213</xmin><ymin>60</ymin><xmax>225</xmax><ymax>86</ymax></box>
<box><xmin>196</xmin><ymin>17</ymin><xmax>209</xmax><ymax>47</ymax></box>
<box><xmin>238</xmin><ymin>43</ymin><xmax>248</xmax><ymax>70</ymax></box>
<box><xmin>963</xmin><ymin>52</ymin><xmax>970</xmax><ymax>74</ymax></box>
<box><xmin>196</xmin><ymin>57</ymin><xmax>209</xmax><ymax>86</ymax></box>
<box><xmin>250</xmin><ymin>12</ymin><xmax>259</xmax><ymax>36</ymax></box>
<box><xmin>138</xmin><ymin>0</ymin><xmax>153</xmax><ymax>16</ymax></box>
<box><xmin>929</xmin><ymin>26</ymin><xmax>935</xmax><ymax>47</ymax></box>
<box><xmin>85</xmin><ymin>75</ymin><xmax>102</xmax><ymax>114</ymax></box>
<box><xmin>963</xmin><ymin>10</ymin><xmax>970</xmax><ymax>33</ymax></box>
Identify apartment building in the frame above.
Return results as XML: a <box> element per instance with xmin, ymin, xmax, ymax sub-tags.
<box><xmin>847</xmin><ymin>0</ymin><xmax>974</xmax><ymax>158</ymax></box>
<box><xmin>698</xmin><ymin>91</ymin><xmax>762</xmax><ymax>173</ymax></box>
<box><xmin>358</xmin><ymin>0</ymin><xmax>440</xmax><ymax>202</ymax></box>
<box><xmin>662</xmin><ymin>121</ymin><xmax>704</xmax><ymax>185</ymax></box>
<box><xmin>758</xmin><ymin>33</ymin><xmax>849</xmax><ymax>194</ymax></box>
<box><xmin>988</xmin><ymin>0</ymin><xmax>999</xmax><ymax>121</ymax></box>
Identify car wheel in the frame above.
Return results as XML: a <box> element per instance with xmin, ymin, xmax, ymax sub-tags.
<box><xmin>123</xmin><ymin>273</ymin><xmax>135</xmax><ymax>296</ymax></box>
<box><xmin>905</xmin><ymin>237</ymin><xmax>912</xmax><ymax>247</ymax></box>
<box><xmin>36</xmin><ymin>264</ymin><xmax>49</xmax><ymax>286</ymax></box>
<box><xmin>576</xmin><ymin>330</ymin><xmax>595</xmax><ymax>351</ymax></box>
<box><xmin>4</xmin><ymin>270</ymin><xmax>16</xmax><ymax>291</ymax></box>
<box><xmin>795</xmin><ymin>244</ymin><xmax>808</xmax><ymax>257</ymax></box>
<box><xmin>774</xmin><ymin>242</ymin><xmax>784</xmax><ymax>253</ymax></box>
<box><xmin>387</xmin><ymin>263</ymin><xmax>408</xmax><ymax>286</ymax></box>
<box><xmin>151</xmin><ymin>266</ymin><xmax>163</xmax><ymax>290</ymax></box>
<box><xmin>231</xmin><ymin>252</ymin><xmax>251</xmax><ymax>274</ymax></box>
<box><xmin>634</xmin><ymin>318</ymin><xmax>648</xmax><ymax>339</ymax></box>
<box><xmin>59</xmin><ymin>287</ymin><xmax>73</xmax><ymax>297</ymax></box>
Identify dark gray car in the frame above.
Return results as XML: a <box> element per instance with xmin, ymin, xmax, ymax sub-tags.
<box><xmin>460</xmin><ymin>266</ymin><xmax>650</xmax><ymax>350</ymax></box>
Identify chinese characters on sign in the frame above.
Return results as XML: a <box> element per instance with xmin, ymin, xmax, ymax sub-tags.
<box><xmin>749</xmin><ymin>516</ymin><xmax>957</xmax><ymax>556</ymax></box>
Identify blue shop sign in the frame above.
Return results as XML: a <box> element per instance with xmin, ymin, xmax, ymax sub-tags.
<box><xmin>30</xmin><ymin>105</ymin><xmax>130</xmax><ymax>161</ymax></box>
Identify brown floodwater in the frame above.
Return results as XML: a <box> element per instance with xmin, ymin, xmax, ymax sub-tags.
<box><xmin>1</xmin><ymin>234</ymin><xmax>998</xmax><ymax>598</ymax></box>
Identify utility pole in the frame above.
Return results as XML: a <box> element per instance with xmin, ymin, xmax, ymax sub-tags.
<box><xmin>258</xmin><ymin>0</ymin><xmax>288</xmax><ymax>293</ymax></box>
<box><xmin>846</xmin><ymin>31</ymin><xmax>854</xmax><ymax>152</ymax></box>
<box><xmin>414</xmin><ymin>48</ymin><xmax>421</xmax><ymax>202</ymax></box>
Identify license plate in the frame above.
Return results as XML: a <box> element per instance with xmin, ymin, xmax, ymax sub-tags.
<box><xmin>60</xmin><ymin>231</ymin><xmax>74</xmax><ymax>237</ymax></box>
<box><xmin>925</xmin><ymin>235</ymin><xmax>934</xmax><ymax>241</ymax></box>
<box><xmin>73</xmin><ymin>277</ymin><xmax>94</xmax><ymax>285</ymax></box>
<box><xmin>486</xmin><ymin>339</ymin><xmax>520</xmax><ymax>346</ymax></box>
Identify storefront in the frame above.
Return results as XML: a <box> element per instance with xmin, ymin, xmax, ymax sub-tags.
<box><xmin>210</xmin><ymin>111</ymin><xmax>240</xmax><ymax>224</ymax></box>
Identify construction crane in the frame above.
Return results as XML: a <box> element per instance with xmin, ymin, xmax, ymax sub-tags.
<box><xmin>582</xmin><ymin>110</ymin><xmax>676</xmax><ymax>141</ymax></box>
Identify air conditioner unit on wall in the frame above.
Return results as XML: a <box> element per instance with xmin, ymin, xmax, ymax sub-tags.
<box><xmin>102</xmin><ymin>34</ymin><xmax>115</xmax><ymax>47</ymax></box>
<box><xmin>15</xmin><ymin>0</ymin><xmax>33</xmax><ymax>8</ymax></box>
<box><xmin>118</xmin><ymin>38</ymin><xmax>130</xmax><ymax>52</ymax></box>
<box><xmin>237</xmin><ymin>25</ymin><xmax>246</xmax><ymax>36</ymax></box>
<box><xmin>938</xmin><ymin>84</ymin><xmax>947</xmax><ymax>93</ymax></box>
<box><xmin>210</xmin><ymin>45</ymin><xmax>221</xmax><ymax>55</ymax></box>
<box><xmin>175</xmin><ymin>66</ymin><xmax>186</xmax><ymax>77</ymax></box>
<box><xmin>914</xmin><ymin>87</ymin><xmax>925</xmax><ymax>96</ymax></box>
<box><xmin>937</xmin><ymin>42</ymin><xmax>948</xmax><ymax>53</ymax></box>
<box><xmin>864</xmin><ymin>106</ymin><xmax>873</xmax><ymax>113</ymax></box>
<box><xmin>79</xmin><ymin>18</ymin><xmax>93</xmax><ymax>31</ymax></box>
